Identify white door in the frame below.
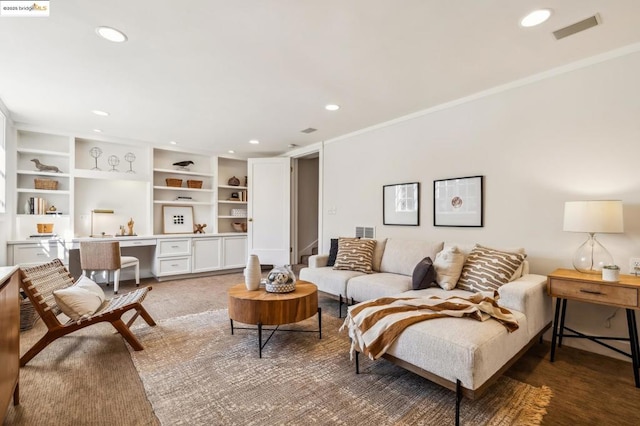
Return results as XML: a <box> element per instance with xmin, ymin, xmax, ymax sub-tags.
<box><xmin>247</xmin><ymin>157</ymin><xmax>291</xmax><ymax>265</ymax></box>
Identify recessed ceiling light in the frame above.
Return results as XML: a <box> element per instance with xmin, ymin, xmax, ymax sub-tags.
<box><xmin>95</xmin><ymin>26</ymin><xmax>128</xmax><ymax>43</ymax></box>
<box><xmin>249</xmin><ymin>140</ymin><xmax>260</xmax><ymax>145</ymax></box>
<box><xmin>92</xmin><ymin>110</ymin><xmax>109</xmax><ymax>117</ymax></box>
<box><xmin>520</xmin><ymin>9</ymin><xmax>552</xmax><ymax>27</ymax></box>
<box><xmin>169</xmin><ymin>141</ymin><xmax>177</xmax><ymax>145</ymax></box>
<box><xmin>325</xmin><ymin>104</ymin><xmax>340</xmax><ymax>111</ymax></box>
<box><xmin>228</xmin><ymin>150</ymin><xmax>235</xmax><ymax>154</ymax></box>
<box><xmin>93</xmin><ymin>129</ymin><xmax>103</xmax><ymax>133</ymax></box>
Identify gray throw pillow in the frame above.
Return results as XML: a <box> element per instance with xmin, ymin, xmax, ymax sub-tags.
<box><xmin>412</xmin><ymin>257</ymin><xmax>436</xmax><ymax>290</ymax></box>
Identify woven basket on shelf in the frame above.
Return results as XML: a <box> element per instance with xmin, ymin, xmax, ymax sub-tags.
<box><xmin>34</xmin><ymin>178</ymin><xmax>59</xmax><ymax>190</ymax></box>
<box><xmin>187</xmin><ymin>180</ymin><xmax>203</xmax><ymax>189</ymax></box>
<box><xmin>166</xmin><ymin>178</ymin><xmax>183</xmax><ymax>187</ymax></box>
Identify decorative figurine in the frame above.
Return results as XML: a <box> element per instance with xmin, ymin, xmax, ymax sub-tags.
<box><xmin>31</xmin><ymin>159</ymin><xmax>61</xmax><ymax>173</ymax></box>
<box><xmin>194</xmin><ymin>223</ymin><xmax>207</xmax><ymax>234</ymax></box>
<box><xmin>108</xmin><ymin>155</ymin><xmax>120</xmax><ymax>172</ymax></box>
<box><xmin>127</xmin><ymin>218</ymin><xmax>135</xmax><ymax>236</ymax></box>
<box><xmin>124</xmin><ymin>152</ymin><xmax>136</xmax><ymax>173</ymax></box>
<box><xmin>89</xmin><ymin>147</ymin><xmax>103</xmax><ymax>170</ymax></box>
<box><xmin>173</xmin><ymin>160</ymin><xmax>194</xmax><ymax>171</ymax></box>
<box><xmin>228</xmin><ymin>176</ymin><xmax>240</xmax><ymax>186</ymax></box>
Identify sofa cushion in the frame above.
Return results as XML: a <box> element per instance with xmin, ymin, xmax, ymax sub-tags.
<box><xmin>457</xmin><ymin>245</ymin><xmax>526</xmax><ymax>292</ymax></box>
<box><xmin>333</xmin><ymin>238</ymin><xmax>376</xmax><ymax>273</ymax></box>
<box><xmin>412</xmin><ymin>257</ymin><xmax>436</xmax><ymax>290</ymax></box>
<box><xmin>385</xmin><ymin>305</ymin><xmax>529</xmax><ymax>391</ymax></box>
<box><xmin>327</xmin><ymin>238</ymin><xmax>339</xmax><ymax>267</ymax></box>
<box><xmin>370</xmin><ymin>238</ymin><xmax>388</xmax><ymax>272</ymax></box>
<box><xmin>379</xmin><ymin>239</ymin><xmax>444</xmax><ymax>276</ymax></box>
<box><xmin>299</xmin><ymin>266</ymin><xmax>365</xmax><ymax>297</ymax></box>
<box><xmin>347</xmin><ymin>273</ymin><xmax>412</xmax><ymax>303</ymax></box>
<box><xmin>433</xmin><ymin>246</ymin><xmax>465</xmax><ymax>290</ymax></box>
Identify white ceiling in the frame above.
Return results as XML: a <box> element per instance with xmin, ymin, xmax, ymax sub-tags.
<box><xmin>2</xmin><ymin>1</ymin><xmax>640</xmax><ymax>157</ymax></box>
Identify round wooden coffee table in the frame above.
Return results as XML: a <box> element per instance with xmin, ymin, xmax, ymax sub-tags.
<box><xmin>228</xmin><ymin>281</ymin><xmax>322</xmax><ymax>357</ymax></box>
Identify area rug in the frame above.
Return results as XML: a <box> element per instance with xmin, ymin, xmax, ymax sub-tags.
<box><xmin>129</xmin><ymin>309</ymin><xmax>551</xmax><ymax>425</ymax></box>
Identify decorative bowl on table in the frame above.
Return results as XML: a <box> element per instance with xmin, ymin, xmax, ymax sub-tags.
<box><xmin>265</xmin><ymin>265</ymin><xmax>296</xmax><ymax>293</ymax></box>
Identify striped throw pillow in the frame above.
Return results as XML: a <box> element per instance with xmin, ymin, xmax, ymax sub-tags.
<box><xmin>457</xmin><ymin>245</ymin><xmax>526</xmax><ymax>292</ymax></box>
<box><xmin>333</xmin><ymin>238</ymin><xmax>376</xmax><ymax>274</ymax></box>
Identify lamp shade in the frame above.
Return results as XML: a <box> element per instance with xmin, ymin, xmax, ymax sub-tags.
<box><xmin>563</xmin><ymin>200</ymin><xmax>624</xmax><ymax>233</ymax></box>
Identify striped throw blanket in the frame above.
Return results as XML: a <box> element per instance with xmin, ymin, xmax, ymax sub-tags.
<box><xmin>340</xmin><ymin>294</ymin><xmax>519</xmax><ymax>360</ymax></box>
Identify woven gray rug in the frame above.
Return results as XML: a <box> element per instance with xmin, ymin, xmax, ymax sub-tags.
<box><xmin>129</xmin><ymin>309</ymin><xmax>551</xmax><ymax>425</ymax></box>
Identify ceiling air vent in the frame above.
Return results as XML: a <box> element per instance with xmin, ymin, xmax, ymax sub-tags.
<box><xmin>301</xmin><ymin>128</ymin><xmax>317</xmax><ymax>134</ymax></box>
<box><xmin>553</xmin><ymin>14</ymin><xmax>601</xmax><ymax>40</ymax></box>
<box><xmin>355</xmin><ymin>226</ymin><xmax>375</xmax><ymax>239</ymax></box>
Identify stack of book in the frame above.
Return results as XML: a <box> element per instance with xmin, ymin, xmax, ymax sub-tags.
<box><xmin>25</xmin><ymin>197</ymin><xmax>47</xmax><ymax>214</ymax></box>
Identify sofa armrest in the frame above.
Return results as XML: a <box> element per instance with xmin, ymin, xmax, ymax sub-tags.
<box><xmin>498</xmin><ymin>273</ymin><xmax>552</xmax><ymax>337</ymax></box>
<box><xmin>308</xmin><ymin>254</ymin><xmax>329</xmax><ymax>268</ymax></box>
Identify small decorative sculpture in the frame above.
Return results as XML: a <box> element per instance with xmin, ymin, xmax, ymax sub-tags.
<box><xmin>108</xmin><ymin>155</ymin><xmax>120</xmax><ymax>172</ymax></box>
<box><xmin>124</xmin><ymin>152</ymin><xmax>136</xmax><ymax>173</ymax></box>
<box><xmin>173</xmin><ymin>160</ymin><xmax>194</xmax><ymax>171</ymax></box>
<box><xmin>228</xmin><ymin>176</ymin><xmax>240</xmax><ymax>186</ymax></box>
<box><xmin>244</xmin><ymin>176</ymin><xmax>248</xmax><ymax>186</ymax></box>
<box><xmin>89</xmin><ymin>147</ymin><xmax>103</xmax><ymax>170</ymax></box>
<box><xmin>194</xmin><ymin>223</ymin><xmax>207</xmax><ymax>234</ymax></box>
<box><xmin>48</xmin><ymin>205</ymin><xmax>57</xmax><ymax>212</ymax></box>
<box><xmin>31</xmin><ymin>159</ymin><xmax>61</xmax><ymax>173</ymax></box>
<box><xmin>127</xmin><ymin>218</ymin><xmax>135</xmax><ymax>236</ymax></box>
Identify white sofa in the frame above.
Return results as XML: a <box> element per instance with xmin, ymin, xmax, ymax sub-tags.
<box><xmin>299</xmin><ymin>238</ymin><xmax>552</xmax><ymax>418</ymax></box>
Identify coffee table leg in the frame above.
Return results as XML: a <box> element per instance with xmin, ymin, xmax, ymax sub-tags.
<box><xmin>230</xmin><ymin>319</ymin><xmax>234</xmax><ymax>335</ymax></box>
<box><xmin>318</xmin><ymin>307</ymin><xmax>322</xmax><ymax>340</ymax></box>
<box><xmin>258</xmin><ymin>322</ymin><xmax>263</xmax><ymax>358</ymax></box>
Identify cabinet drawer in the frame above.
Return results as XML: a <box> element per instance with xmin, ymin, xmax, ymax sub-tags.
<box><xmin>13</xmin><ymin>243</ymin><xmax>65</xmax><ymax>265</ymax></box>
<box><xmin>156</xmin><ymin>239</ymin><xmax>191</xmax><ymax>257</ymax></box>
<box><xmin>549</xmin><ymin>278</ymin><xmax>638</xmax><ymax>308</ymax></box>
<box><xmin>156</xmin><ymin>257</ymin><xmax>191</xmax><ymax>276</ymax></box>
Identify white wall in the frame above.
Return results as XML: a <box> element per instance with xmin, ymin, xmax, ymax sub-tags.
<box><xmin>321</xmin><ymin>47</ymin><xmax>640</xmax><ymax>360</ymax></box>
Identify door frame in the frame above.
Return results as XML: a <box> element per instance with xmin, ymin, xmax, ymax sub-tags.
<box><xmin>288</xmin><ymin>142</ymin><xmax>323</xmax><ymax>264</ymax></box>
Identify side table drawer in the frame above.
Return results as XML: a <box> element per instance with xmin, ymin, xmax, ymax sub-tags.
<box><xmin>549</xmin><ymin>278</ymin><xmax>638</xmax><ymax>308</ymax></box>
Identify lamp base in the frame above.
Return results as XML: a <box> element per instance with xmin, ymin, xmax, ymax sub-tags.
<box><xmin>572</xmin><ymin>233</ymin><xmax>614</xmax><ymax>274</ymax></box>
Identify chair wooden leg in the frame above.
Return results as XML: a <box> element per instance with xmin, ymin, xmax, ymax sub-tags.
<box><xmin>20</xmin><ymin>332</ymin><xmax>59</xmax><ymax>367</ymax></box>
<box><xmin>111</xmin><ymin>318</ymin><xmax>144</xmax><ymax>351</ymax></box>
<box><xmin>137</xmin><ymin>305</ymin><xmax>157</xmax><ymax>326</ymax></box>
<box><xmin>135</xmin><ymin>262</ymin><xmax>140</xmax><ymax>286</ymax></box>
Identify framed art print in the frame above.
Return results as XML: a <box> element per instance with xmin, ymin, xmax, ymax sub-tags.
<box><xmin>433</xmin><ymin>176</ymin><xmax>483</xmax><ymax>227</ymax></box>
<box><xmin>162</xmin><ymin>205</ymin><xmax>194</xmax><ymax>234</ymax></box>
<box><xmin>383</xmin><ymin>182</ymin><xmax>420</xmax><ymax>226</ymax></box>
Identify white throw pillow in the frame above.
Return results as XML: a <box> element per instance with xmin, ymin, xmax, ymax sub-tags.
<box><xmin>433</xmin><ymin>246</ymin><xmax>465</xmax><ymax>290</ymax></box>
<box><xmin>53</xmin><ymin>276</ymin><xmax>106</xmax><ymax>321</ymax></box>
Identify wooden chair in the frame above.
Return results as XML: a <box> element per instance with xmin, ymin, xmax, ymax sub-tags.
<box><xmin>19</xmin><ymin>259</ymin><xmax>156</xmax><ymax>367</ymax></box>
<box><xmin>79</xmin><ymin>241</ymin><xmax>140</xmax><ymax>294</ymax></box>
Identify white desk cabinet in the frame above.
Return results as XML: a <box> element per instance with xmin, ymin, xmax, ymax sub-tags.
<box><xmin>192</xmin><ymin>237</ymin><xmax>222</xmax><ymax>273</ymax></box>
<box><xmin>9</xmin><ymin>240</ymin><xmax>68</xmax><ymax>266</ymax></box>
<box><xmin>153</xmin><ymin>238</ymin><xmax>192</xmax><ymax>277</ymax></box>
<box><xmin>223</xmin><ymin>235</ymin><xmax>247</xmax><ymax>268</ymax></box>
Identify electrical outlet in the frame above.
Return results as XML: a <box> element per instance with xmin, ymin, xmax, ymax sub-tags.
<box><xmin>629</xmin><ymin>258</ymin><xmax>640</xmax><ymax>275</ymax></box>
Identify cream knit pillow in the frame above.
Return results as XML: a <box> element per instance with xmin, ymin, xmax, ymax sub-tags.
<box><xmin>433</xmin><ymin>246</ymin><xmax>466</xmax><ymax>290</ymax></box>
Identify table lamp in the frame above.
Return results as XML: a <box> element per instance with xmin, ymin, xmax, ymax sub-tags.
<box><xmin>563</xmin><ymin>200</ymin><xmax>623</xmax><ymax>274</ymax></box>
<box><xmin>91</xmin><ymin>209</ymin><xmax>114</xmax><ymax>237</ymax></box>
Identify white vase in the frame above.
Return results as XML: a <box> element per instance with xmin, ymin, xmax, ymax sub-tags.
<box><xmin>244</xmin><ymin>254</ymin><xmax>261</xmax><ymax>290</ymax></box>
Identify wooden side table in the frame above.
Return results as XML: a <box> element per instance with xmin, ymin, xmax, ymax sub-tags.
<box><xmin>227</xmin><ymin>281</ymin><xmax>322</xmax><ymax>358</ymax></box>
<box><xmin>547</xmin><ymin>268</ymin><xmax>640</xmax><ymax>387</ymax></box>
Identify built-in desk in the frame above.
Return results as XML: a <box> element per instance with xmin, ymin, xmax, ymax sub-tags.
<box><xmin>7</xmin><ymin>233</ymin><xmax>247</xmax><ymax>281</ymax></box>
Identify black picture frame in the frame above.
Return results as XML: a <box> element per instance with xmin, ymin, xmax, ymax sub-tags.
<box><xmin>383</xmin><ymin>182</ymin><xmax>420</xmax><ymax>226</ymax></box>
<box><xmin>433</xmin><ymin>176</ymin><xmax>484</xmax><ymax>227</ymax></box>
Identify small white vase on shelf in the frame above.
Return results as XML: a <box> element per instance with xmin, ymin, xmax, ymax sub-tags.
<box><xmin>244</xmin><ymin>254</ymin><xmax>261</xmax><ymax>291</ymax></box>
